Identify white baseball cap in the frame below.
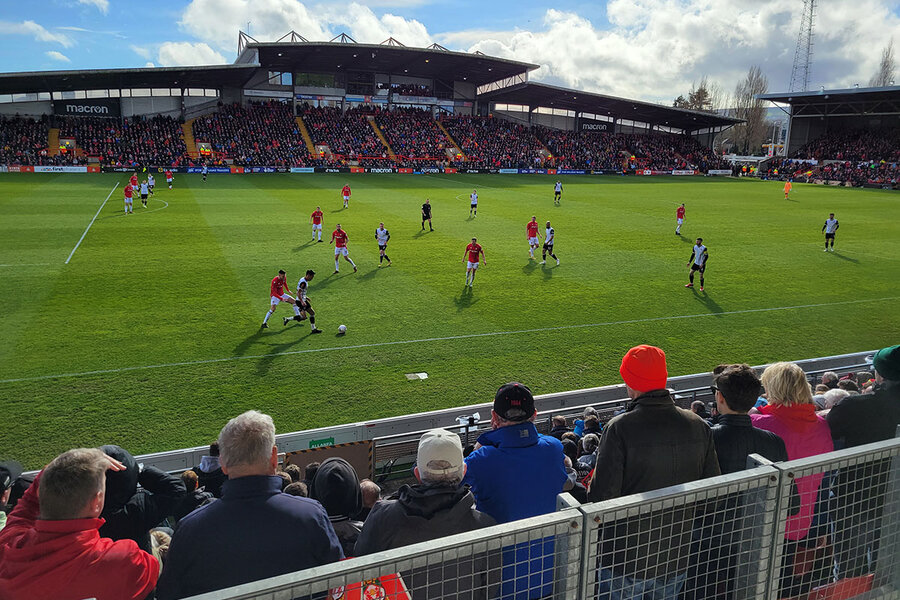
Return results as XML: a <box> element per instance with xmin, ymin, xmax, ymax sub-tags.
<box><xmin>417</xmin><ymin>429</ymin><xmax>464</xmax><ymax>479</ymax></box>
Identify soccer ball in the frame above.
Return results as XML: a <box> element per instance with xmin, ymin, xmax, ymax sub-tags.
<box><xmin>338</xmin><ymin>324</ymin><xmax>347</xmax><ymax>334</ymax></box>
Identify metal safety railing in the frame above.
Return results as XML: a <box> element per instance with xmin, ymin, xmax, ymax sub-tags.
<box><xmin>183</xmin><ymin>437</ymin><xmax>900</xmax><ymax>600</ymax></box>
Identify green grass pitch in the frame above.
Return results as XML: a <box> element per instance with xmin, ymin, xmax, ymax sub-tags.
<box><xmin>1</xmin><ymin>172</ymin><xmax>899</xmax><ymax>468</ymax></box>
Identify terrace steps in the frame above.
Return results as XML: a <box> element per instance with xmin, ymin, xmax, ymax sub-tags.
<box><xmin>47</xmin><ymin>128</ymin><xmax>60</xmax><ymax>156</ymax></box>
<box><xmin>436</xmin><ymin>120</ymin><xmax>465</xmax><ymax>160</ymax></box>
<box><xmin>182</xmin><ymin>119</ymin><xmax>198</xmax><ymax>157</ymax></box>
<box><xmin>295</xmin><ymin>116</ymin><xmax>318</xmax><ymax>158</ymax></box>
<box><xmin>367</xmin><ymin>117</ymin><xmax>397</xmax><ymax>161</ymax></box>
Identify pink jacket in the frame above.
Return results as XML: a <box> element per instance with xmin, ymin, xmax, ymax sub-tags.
<box><xmin>752</xmin><ymin>403</ymin><xmax>833</xmax><ymax>541</ymax></box>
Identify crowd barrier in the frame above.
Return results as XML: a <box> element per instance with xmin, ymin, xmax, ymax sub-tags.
<box><xmin>183</xmin><ymin>437</ymin><xmax>900</xmax><ymax>600</ymax></box>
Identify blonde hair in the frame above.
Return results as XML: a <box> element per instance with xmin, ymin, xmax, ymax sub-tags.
<box><xmin>761</xmin><ymin>362</ymin><xmax>813</xmax><ymax>406</ymax></box>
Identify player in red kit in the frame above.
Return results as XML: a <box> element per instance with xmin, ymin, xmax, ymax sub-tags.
<box><xmin>129</xmin><ymin>173</ymin><xmax>138</xmax><ymax>192</ymax></box>
<box><xmin>123</xmin><ymin>184</ymin><xmax>134</xmax><ymax>214</ymax></box>
<box><xmin>526</xmin><ymin>216</ymin><xmax>541</xmax><ymax>259</ymax></box>
<box><xmin>341</xmin><ymin>184</ymin><xmax>351</xmax><ymax>208</ymax></box>
<box><xmin>310</xmin><ymin>206</ymin><xmax>324</xmax><ymax>242</ymax></box>
<box><xmin>330</xmin><ymin>224</ymin><xmax>357</xmax><ymax>273</ymax></box>
<box><xmin>261</xmin><ymin>269</ymin><xmax>296</xmax><ymax>328</ymax></box>
<box><xmin>675</xmin><ymin>203</ymin><xmax>685</xmax><ymax>235</ymax></box>
<box><xmin>165</xmin><ymin>169</ymin><xmax>174</xmax><ymax>189</ymax></box>
<box><xmin>462</xmin><ymin>237</ymin><xmax>485</xmax><ymax>287</ymax></box>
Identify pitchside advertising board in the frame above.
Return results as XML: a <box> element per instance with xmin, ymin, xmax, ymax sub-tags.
<box><xmin>53</xmin><ymin>98</ymin><xmax>121</xmax><ymax>118</ymax></box>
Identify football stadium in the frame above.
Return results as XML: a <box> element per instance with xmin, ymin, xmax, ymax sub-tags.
<box><xmin>1</xmin><ymin>18</ymin><xmax>900</xmax><ymax>600</ymax></box>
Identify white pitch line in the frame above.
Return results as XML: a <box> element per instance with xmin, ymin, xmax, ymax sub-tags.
<box><xmin>110</xmin><ymin>197</ymin><xmax>169</xmax><ymax>218</ymax></box>
<box><xmin>65</xmin><ymin>182</ymin><xmax>119</xmax><ymax>265</ymax></box>
<box><xmin>1</xmin><ymin>295</ymin><xmax>897</xmax><ymax>386</ymax></box>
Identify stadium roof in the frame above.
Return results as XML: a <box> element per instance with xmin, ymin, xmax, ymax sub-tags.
<box><xmin>757</xmin><ymin>85</ymin><xmax>900</xmax><ymax>117</ymax></box>
<box><xmin>479</xmin><ymin>81</ymin><xmax>741</xmax><ymax>132</ymax></box>
<box><xmin>0</xmin><ymin>65</ymin><xmax>259</xmax><ymax>95</ymax></box>
<box><xmin>239</xmin><ymin>41</ymin><xmax>538</xmax><ymax>86</ymax></box>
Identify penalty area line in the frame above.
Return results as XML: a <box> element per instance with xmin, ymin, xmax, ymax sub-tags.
<box><xmin>1</xmin><ymin>295</ymin><xmax>898</xmax><ymax>385</ymax></box>
<box><xmin>65</xmin><ymin>182</ymin><xmax>119</xmax><ymax>265</ymax></box>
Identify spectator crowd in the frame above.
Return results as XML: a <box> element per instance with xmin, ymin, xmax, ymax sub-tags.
<box><xmin>1</xmin><ymin>342</ymin><xmax>898</xmax><ymax>599</ymax></box>
<box><xmin>53</xmin><ymin>114</ymin><xmax>188</xmax><ymax>168</ymax></box>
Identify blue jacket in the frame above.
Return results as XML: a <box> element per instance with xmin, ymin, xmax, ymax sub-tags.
<box><xmin>157</xmin><ymin>475</ymin><xmax>343</xmax><ymax>600</ymax></box>
<box><xmin>463</xmin><ymin>422</ymin><xmax>567</xmax><ymax>523</ymax></box>
<box><xmin>463</xmin><ymin>422</ymin><xmax>567</xmax><ymax>600</ymax></box>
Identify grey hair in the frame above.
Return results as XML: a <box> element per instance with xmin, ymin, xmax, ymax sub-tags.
<box><xmin>218</xmin><ymin>410</ymin><xmax>276</xmax><ymax>470</ymax></box>
<box><xmin>581</xmin><ymin>433</ymin><xmax>601</xmax><ymax>454</ymax></box>
<box><xmin>583</xmin><ymin>406</ymin><xmax>599</xmax><ymax>419</ymax></box>
<box><xmin>822</xmin><ymin>371</ymin><xmax>839</xmax><ymax>384</ymax></box>
<box><xmin>419</xmin><ymin>460</ymin><xmax>464</xmax><ymax>486</ymax></box>
<box><xmin>823</xmin><ymin>388</ymin><xmax>849</xmax><ymax>409</ymax></box>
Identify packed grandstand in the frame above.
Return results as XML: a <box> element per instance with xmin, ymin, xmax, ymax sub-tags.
<box><xmin>2</xmin><ymin>105</ymin><xmax>899</xmax><ymax>186</ymax></box>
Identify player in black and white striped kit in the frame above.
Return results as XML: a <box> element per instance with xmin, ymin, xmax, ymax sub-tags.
<box><xmin>822</xmin><ymin>213</ymin><xmax>839</xmax><ymax>252</ymax></box>
<box><xmin>375</xmin><ymin>222</ymin><xmax>392</xmax><ymax>266</ymax></box>
<box><xmin>553</xmin><ymin>181</ymin><xmax>562</xmax><ymax>205</ymax></box>
<box><xmin>283</xmin><ymin>269</ymin><xmax>322</xmax><ymax>333</ymax></box>
<box><xmin>540</xmin><ymin>221</ymin><xmax>559</xmax><ymax>265</ymax></box>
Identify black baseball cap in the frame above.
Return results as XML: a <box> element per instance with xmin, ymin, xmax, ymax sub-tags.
<box><xmin>494</xmin><ymin>382</ymin><xmax>535</xmax><ymax>421</ymax></box>
<box><xmin>0</xmin><ymin>461</ymin><xmax>23</xmax><ymax>493</ymax></box>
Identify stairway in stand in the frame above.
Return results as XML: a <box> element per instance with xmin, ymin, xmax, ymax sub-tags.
<box><xmin>295</xmin><ymin>116</ymin><xmax>317</xmax><ymax>159</ymax></box>
<box><xmin>368</xmin><ymin>117</ymin><xmax>397</xmax><ymax>161</ymax></box>
<box><xmin>47</xmin><ymin>128</ymin><xmax>60</xmax><ymax>156</ymax></box>
<box><xmin>182</xmin><ymin>119</ymin><xmax>198</xmax><ymax>158</ymax></box>
<box><xmin>435</xmin><ymin>120</ymin><xmax>465</xmax><ymax>161</ymax></box>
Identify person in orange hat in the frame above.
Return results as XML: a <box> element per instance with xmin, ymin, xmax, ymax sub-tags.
<box><xmin>588</xmin><ymin>344</ymin><xmax>720</xmax><ymax>598</ymax></box>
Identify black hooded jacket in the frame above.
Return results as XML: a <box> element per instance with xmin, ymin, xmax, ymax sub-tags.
<box><xmin>354</xmin><ymin>482</ymin><xmax>499</xmax><ymax>600</ymax></box>
<box><xmin>309</xmin><ymin>457</ymin><xmax>363</xmax><ymax>557</ymax></box>
<box><xmin>99</xmin><ymin>445</ymin><xmax>186</xmax><ymax>552</ymax></box>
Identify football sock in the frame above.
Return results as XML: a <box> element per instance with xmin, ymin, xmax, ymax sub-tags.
<box><xmin>263</xmin><ymin>310</ymin><xmax>273</xmax><ymax>324</ymax></box>
<box><xmin>689</xmin><ymin>272</ymin><xmax>695</xmax><ymax>284</ymax></box>
<box><xmin>700</xmin><ymin>277</ymin><xmax>705</xmax><ymax>287</ymax></box>
<box><xmin>309</xmin><ymin>316</ymin><xmax>316</xmax><ymax>330</ymax></box>
<box><xmin>379</xmin><ymin>255</ymin><xmax>383</xmax><ymax>263</ymax></box>
<box><xmin>550</xmin><ymin>253</ymin><xmax>557</xmax><ymax>260</ymax></box>
<box><xmin>293</xmin><ymin>304</ymin><xmax>301</xmax><ymax>316</ymax></box>
<box><xmin>383</xmin><ymin>254</ymin><xmax>390</xmax><ymax>262</ymax></box>
<box><xmin>465</xmin><ymin>272</ymin><xmax>470</xmax><ymax>285</ymax></box>
<box><xmin>348</xmin><ymin>258</ymin><xmax>356</xmax><ymax>268</ymax></box>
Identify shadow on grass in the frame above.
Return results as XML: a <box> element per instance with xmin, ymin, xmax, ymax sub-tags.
<box><xmin>454</xmin><ymin>286</ymin><xmax>480</xmax><ymax>311</ymax></box>
<box><xmin>292</xmin><ymin>239</ymin><xmax>317</xmax><ymax>252</ymax></box>
<box><xmin>312</xmin><ymin>271</ymin><xmax>351</xmax><ymax>291</ymax></box>
<box><xmin>692</xmin><ymin>286</ymin><xmax>724</xmax><ymax>315</ymax></box>
<box><xmin>357</xmin><ymin>267</ymin><xmax>382</xmax><ymax>281</ymax></box>
<box><xmin>830</xmin><ymin>251</ymin><xmax>859</xmax><ymax>263</ymax></box>
<box><xmin>413</xmin><ymin>228</ymin><xmax>431</xmax><ymax>238</ymax></box>
<box><xmin>678</xmin><ymin>235</ymin><xmax>693</xmax><ymax>243</ymax></box>
<box><xmin>522</xmin><ymin>260</ymin><xmax>538</xmax><ymax>275</ymax></box>
<box><xmin>233</xmin><ymin>324</ymin><xmax>291</xmax><ymax>357</ymax></box>
<box><xmin>255</xmin><ymin>333</ymin><xmax>309</xmax><ymax>376</ymax></box>
<box><xmin>541</xmin><ymin>262</ymin><xmax>556</xmax><ymax>279</ymax></box>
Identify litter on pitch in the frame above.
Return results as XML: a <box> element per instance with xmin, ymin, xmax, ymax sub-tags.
<box><xmin>405</xmin><ymin>372</ymin><xmax>429</xmax><ymax>380</ymax></box>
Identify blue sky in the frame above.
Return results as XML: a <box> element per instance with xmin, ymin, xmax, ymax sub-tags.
<box><xmin>0</xmin><ymin>0</ymin><xmax>896</xmax><ymax>103</ymax></box>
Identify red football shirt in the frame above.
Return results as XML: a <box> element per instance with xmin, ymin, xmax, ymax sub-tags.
<box><xmin>129</xmin><ymin>175</ymin><xmax>138</xmax><ymax>187</ymax></box>
<box><xmin>466</xmin><ymin>243</ymin><xmax>483</xmax><ymax>263</ymax></box>
<box><xmin>124</xmin><ymin>185</ymin><xmax>133</xmax><ymax>199</ymax></box>
<box><xmin>676</xmin><ymin>207</ymin><xmax>685</xmax><ymax>219</ymax></box>
<box><xmin>332</xmin><ymin>229</ymin><xmax>348</xmax><ymax>248</ymax></box>
<box><xmin>311</xmin><ymin>210</ymin><xmax>323</xmax><ymax>224</ymax></box>
<box><xmin>527</xmin><ymin>221</ymin><xmax>539</xmax><ymax>237</ymax></box>
<box><xmin>165</xmin><ymin>170</ymin><xmax>173</xmax><ymax>179</ymax></box>
<box><xmin>341</xmin><ymin>186</ymin><xmax>351</xmax><ymax>197</ymax></box>
<box><xmin>270</xmin><ymin>275</ymin><xmax>286</xmax><ymax>298</ymax></box>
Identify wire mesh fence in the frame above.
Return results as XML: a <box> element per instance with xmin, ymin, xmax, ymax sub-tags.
<box><xmin>185</xmin><ymin>437</ymin><xmax>900</xmax><ymax>600</ymax></box>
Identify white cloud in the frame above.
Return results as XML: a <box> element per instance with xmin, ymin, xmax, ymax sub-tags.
<box><xmin>130</xmin><ymin>44</ymin><xmax>152</xmax><ymax>59</ymax></box>
<box><xmin>455</xmin><ymin>1</ymin><xmax>900</xmax><ymax>102</ymax></box>
<box><xmin>78</xmin><ymin>0</ymin><xmax>110</xmax><ymax>14</ymax></box>
<box><xmin>157</xmin><ymin>41</ymin><xmax>228</xmax><ymax>66</ymax></box>
<box><xmin>145</xmin><ymin>61</ymin><xmax>156</xmax><ymax>68</ymax></box>
<box><xmin>0</xmin><ymin>20</ymin><xmax>73</xmax><ymax>47</ymax></box>
<box><xmin>45</xmin><ymin>50</ymin><xmax>71</xmax><ymax>62</ymax></box>
<box><xmin>170</xmin><ymin>0</ymin><xmax>899</xmax><ymax>102</ymax></box>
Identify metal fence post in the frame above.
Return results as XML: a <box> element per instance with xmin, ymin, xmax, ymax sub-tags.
<box><xmin>762</xmin><ymin>462</ymin><xmax>792</xmax><ymax>600</ymax></box>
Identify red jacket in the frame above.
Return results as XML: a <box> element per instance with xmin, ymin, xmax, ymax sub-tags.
<box><xmin>0</xmin><ymin>473</ymin><xmax>159</xmax><ymax>600</ymax></box>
